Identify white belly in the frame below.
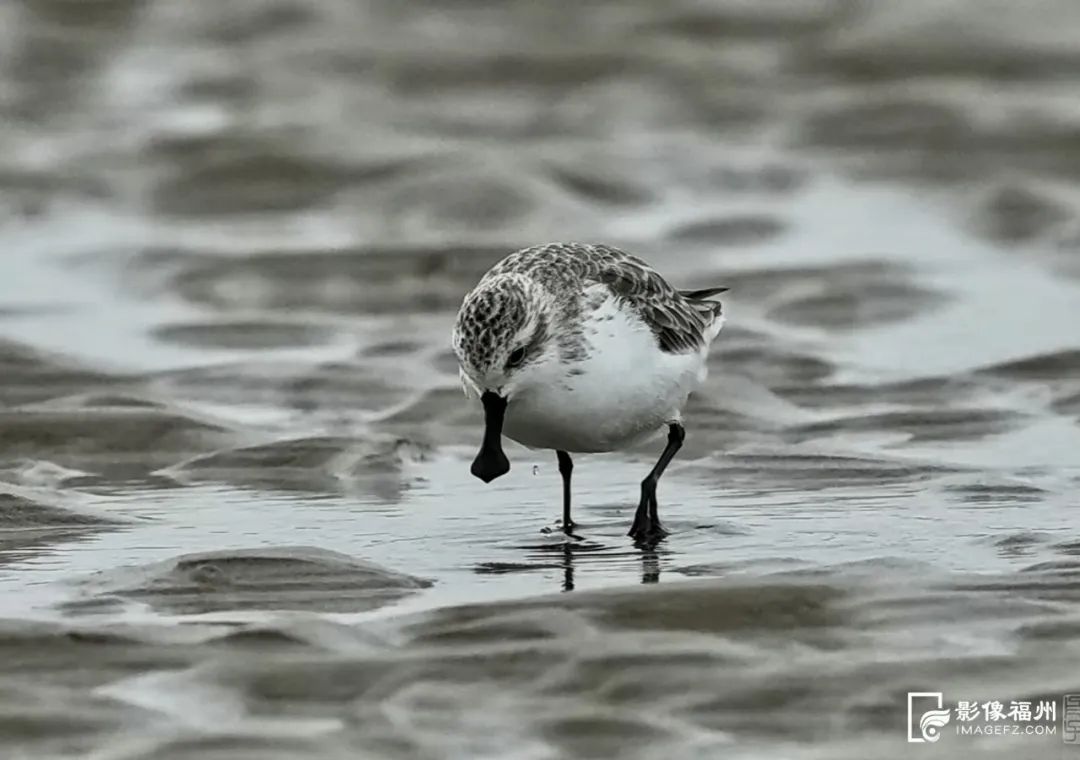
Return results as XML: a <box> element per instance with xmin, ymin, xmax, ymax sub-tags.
<box><xmin>502</xmin><ymin>297</ymin><xmax>708</xmax><ymax>453</ymax></box>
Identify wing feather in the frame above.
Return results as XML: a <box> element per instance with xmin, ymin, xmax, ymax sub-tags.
<box><xmin>488</xmin><ymin>242</ymin><xmax>725</xmax><ymax>354</ymax></box>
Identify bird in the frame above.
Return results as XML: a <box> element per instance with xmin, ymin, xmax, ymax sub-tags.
<box><xmin>451</xmin><ymin>242</ymin><xmax>726</xmax><ymax>544</ymax></box>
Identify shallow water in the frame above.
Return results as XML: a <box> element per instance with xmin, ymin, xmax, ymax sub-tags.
<box><xmin>3</xmin><ymin>0</ymin><xmax>1080</xmax><ymax>757</ymax></box>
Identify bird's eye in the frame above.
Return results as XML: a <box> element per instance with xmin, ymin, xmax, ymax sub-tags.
<box><xmin>506</xmin><ymin>347</ymin><xmax>526</xmax><ymax>368</ymax></box>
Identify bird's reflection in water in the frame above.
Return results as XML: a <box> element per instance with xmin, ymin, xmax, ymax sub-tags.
<box><xmin>480</xmin><ymin>531</ymin><xmax>667</xmax><ymax>593</ymax></box>
<box><xmin>640</xmin><ymin>547</ymin><xmax>660</xmax><ymax>584</ymax></box>
<box><xmin>560</xmin><ymin>542</ymin><xmax>575</xmax><ymax>591</ymax></box>
<box><xmin>554</xmin><ymin>540</ymin><xmax>662</xmax><ymax>591</ymax></box>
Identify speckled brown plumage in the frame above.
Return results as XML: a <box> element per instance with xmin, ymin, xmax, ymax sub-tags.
<box><xmin>453</xmin><ymin>275</ymin><xmax>530</xmax><ymax>372</ymax></box>
<box><xmin>485</xmin><ymin>242</ymin><xmax>724</xmax><ymax>354</ymax></box>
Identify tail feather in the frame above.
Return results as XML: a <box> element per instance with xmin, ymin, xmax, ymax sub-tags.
<box><xmin>678</xmin><ymin>287</ymin><xmax>730</xmax><ymax>343</ymax></box>
<box><xmin>679</xmin><ymin>286</ymin><xmax>727</xmax><ymax>343</ymax></box>
<box><xmin>680</xmin><ymin>286</ymin><xmax>728</xmax><ymax>300</ymax></box>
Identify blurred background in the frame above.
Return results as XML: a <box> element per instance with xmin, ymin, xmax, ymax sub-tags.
<box><xmin>2</xmin><ymin>1</ymin><xmax>1080</xmax><ymax>758</ymax></box>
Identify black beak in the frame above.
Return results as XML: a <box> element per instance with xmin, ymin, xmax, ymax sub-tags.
<box><xmin>471</xmin><ymin>391</ymin><xmax>510</xmax><ymax>483</ymax></box>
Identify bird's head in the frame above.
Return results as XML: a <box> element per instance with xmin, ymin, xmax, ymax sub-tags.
<box><xmin>452</xmin><ymin>273</ymin><xmax>557</xmax><ymax>483</ymax></box>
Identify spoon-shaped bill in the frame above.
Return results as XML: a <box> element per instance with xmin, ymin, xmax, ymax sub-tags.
<box><xmin>470</xmin><ymin>391</ymin><xmax>510</xmax><ymax>483</ymax></box>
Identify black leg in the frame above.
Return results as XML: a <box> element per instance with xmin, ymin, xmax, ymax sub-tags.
<box><xmin>629</xmin><ymin>423</ymin><xmax>685</xmax><ymax>544</ymax></box>
<box><xmin>556</xmin><ymin>450</ymin><xmax>574</xmax><ymax>533</ymax></box>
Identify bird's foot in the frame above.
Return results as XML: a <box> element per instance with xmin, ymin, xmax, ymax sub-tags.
<box><xmin>542</xmin><ymin>520</ymin><xmax>582</xmax><ymax>540</ymax></box>
<box><xmin>627</xmin><ymin>508</ymin><xmax>668</xmax><ymax>546</ymax></box>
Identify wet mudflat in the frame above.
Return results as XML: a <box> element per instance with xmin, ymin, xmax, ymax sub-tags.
<box><xmin>2</xmin><ymin>0</ymin><xmax>1080</xmax><ymax>757</ymax></box>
